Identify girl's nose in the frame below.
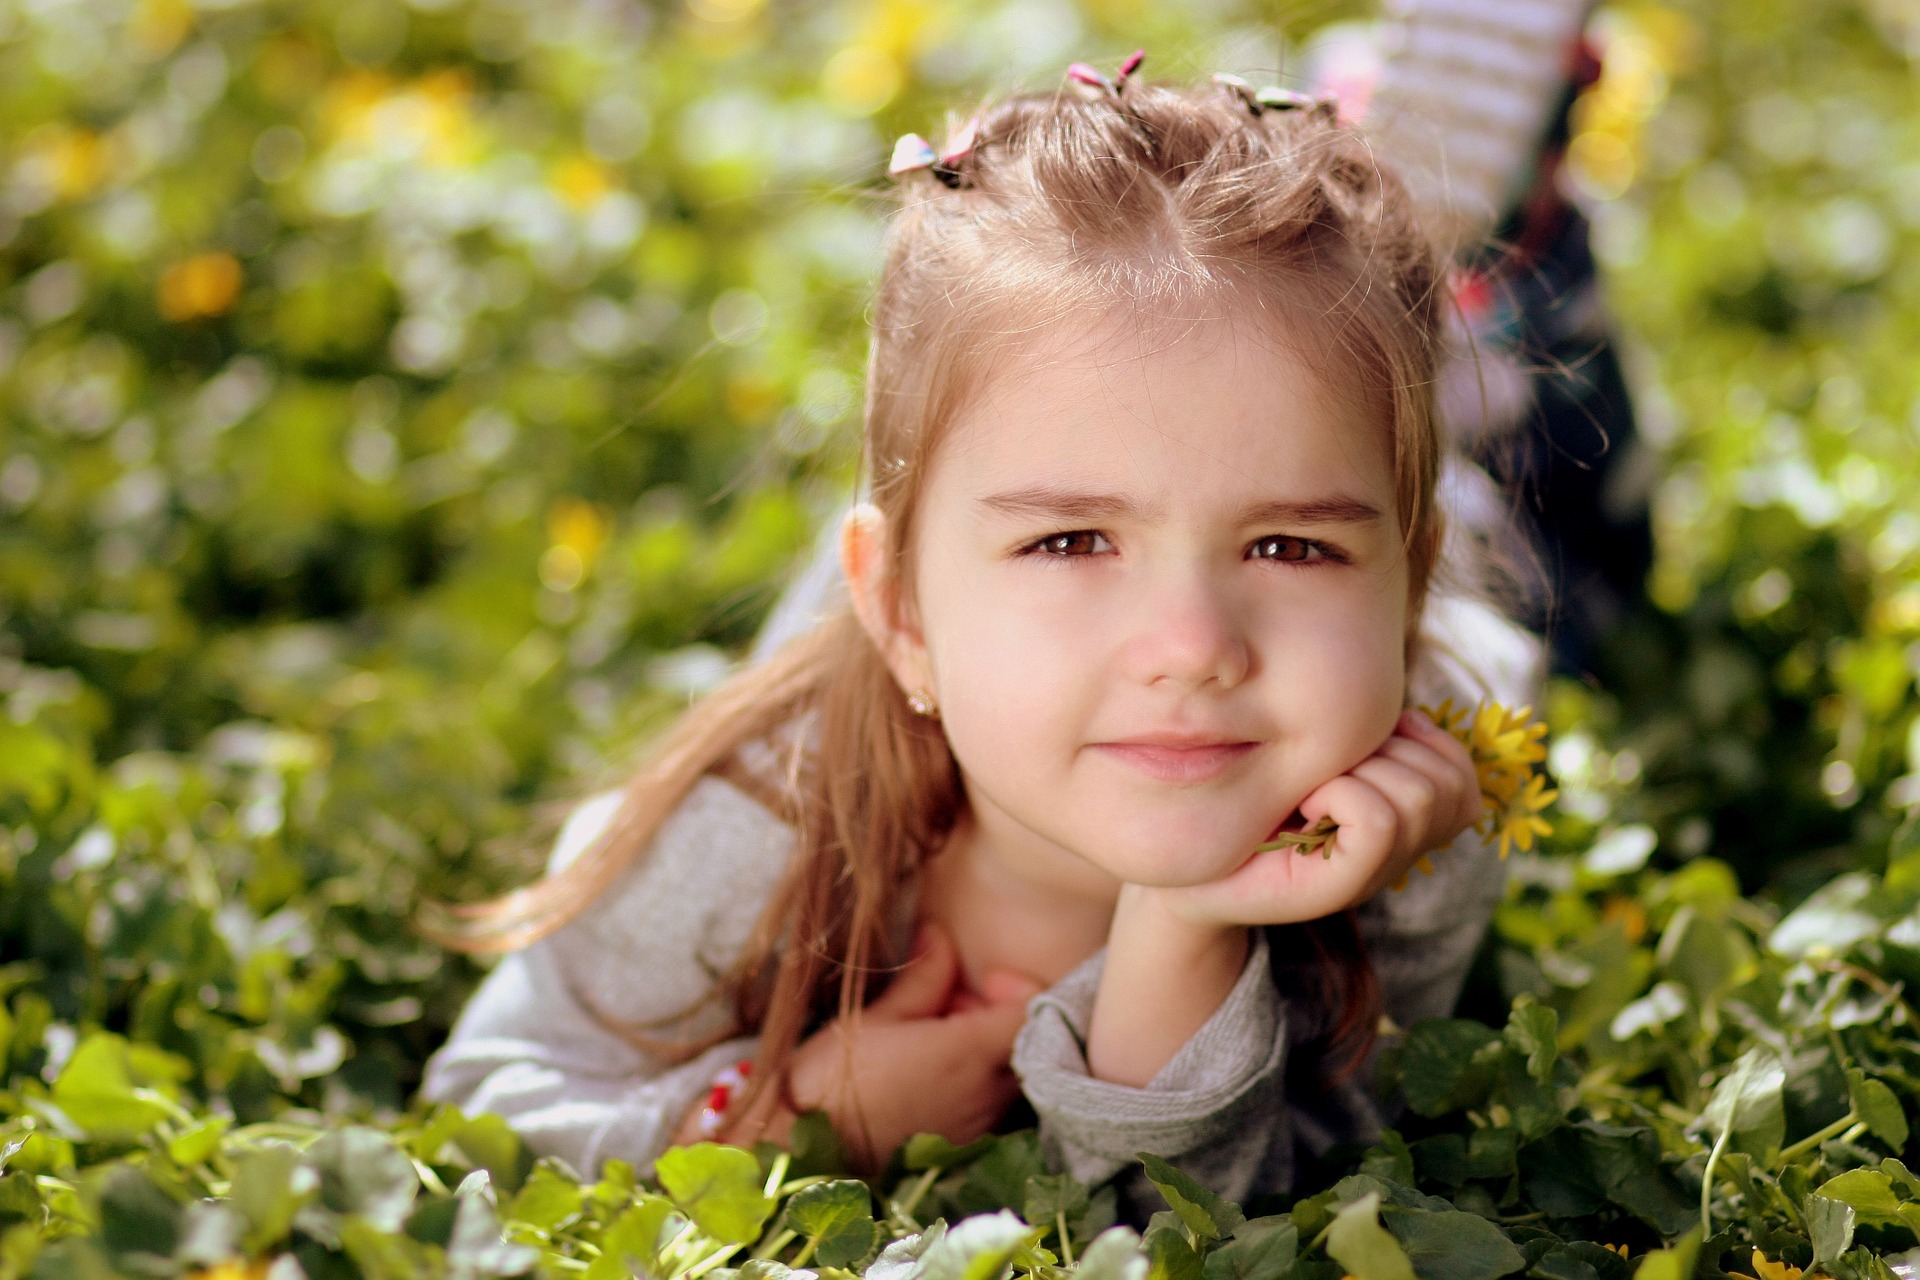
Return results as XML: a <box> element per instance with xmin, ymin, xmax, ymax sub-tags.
<box><xmin>1123</xmin><ymin>574</ymin><xmax>1252</xmax><ymax>692</ymax></box>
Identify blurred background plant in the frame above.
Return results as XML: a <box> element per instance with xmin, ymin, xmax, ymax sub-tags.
<box><xmin>0</xmin><ymin>0</ymin><xmax>1917</xmax><ymax>1222</ymax></box>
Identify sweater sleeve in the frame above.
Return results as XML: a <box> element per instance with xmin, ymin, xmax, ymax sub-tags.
<box><xmin>421</xmin><ymin>778</ymin><xmax>795</xmax><ymax>1177</ymax></box>
<box><xmin>1010</xmin><ymin>929</ymin><xmax>1295</xmax><ymax>1214</ymax></box>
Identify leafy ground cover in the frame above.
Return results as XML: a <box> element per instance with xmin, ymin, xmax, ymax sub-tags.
<box><xmin>8</xmin><ymin>809</ymin><xmax>1920</xmax><ymax>1280</ymax></box>
<box><xmin>4</xmin><ymin>0</ymin><xmax>1920</xmax><ymax>1277</ymax></box>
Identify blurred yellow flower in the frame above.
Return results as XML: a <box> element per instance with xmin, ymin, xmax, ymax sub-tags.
<box><xmin>21</xmin><ymin>125</ymin><xmax>106</xmax><ymax>203</ymax></box>
<box><xmin>551</xmin><ymin>156</ymin><xmax>615</xmax><ymax>210</ymax></box>
<box><xmin>158</xmin><ymin>253</ymin><xmax>244</xmax><ymax>322</ymax></box>
<box><xmin>129</xmin><ymin>0</ymin><xmax>194</xmax><ymax>58</ymax></box>
<box><xmin>187</xmin><ymin>1260</ymin><xmax>270</xmax><ymax>1280</ymax></box>
<box><xmin>320</xmin><ymin>69</ymin><xmax>479</xmax><ymax>166</ymax></box>
<box><xmin>542</xmin><ymin>499</ymin><xmax>611</xmax><ymax>592</ymax></box>
<box><xmin>1752</xmin><ymin>1250</ymin><xmax>1802</xmax><ymax>1280</ymax></box>
<box><xmin>822</xmin><ymin>45</ymin><xmax>901</xmax><ymax>116</ymax></box>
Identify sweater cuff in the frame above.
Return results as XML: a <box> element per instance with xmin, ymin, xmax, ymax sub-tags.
<box><xmin>1010</xmin><ymin>930</ymin><xmax>1287</xmax><ymax>1184</ymax></box>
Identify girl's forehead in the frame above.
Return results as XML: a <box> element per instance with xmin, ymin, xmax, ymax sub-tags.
<box><xmin>933</xmin><ymin>310</ymin><xmax>1396</xmax><ymax>505</ymax></box>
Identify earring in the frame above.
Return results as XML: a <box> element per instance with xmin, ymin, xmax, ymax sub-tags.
<box><xmin>906</xmin><ymin>688</ymin><xmax>939</xmax><ymax>718</ymax></box>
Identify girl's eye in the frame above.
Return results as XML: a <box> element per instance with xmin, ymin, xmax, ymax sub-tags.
<box><xmin>1029</xmin><ymin>530</ymin><xmax>1112</xmax><ymax>557</ymax></box>
<box><xmin>1249</xmin><ymin>535</ymin><xmax>1329</xmax><ymax>563</ymax></box>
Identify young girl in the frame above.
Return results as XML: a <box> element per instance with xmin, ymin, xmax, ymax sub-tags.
<box><xmin>422</xmin><ymin>61</ymin><xmax>1540</xmax><ymax>1218</ymax></box>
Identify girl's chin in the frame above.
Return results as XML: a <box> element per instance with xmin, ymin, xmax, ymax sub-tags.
<box><xmin>1086</xmin><ymin>841</ymin><xmax>1263</xmax><ymax>889</ymax></box>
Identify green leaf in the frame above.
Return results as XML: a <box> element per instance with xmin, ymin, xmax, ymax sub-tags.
<box><xmin>1201</xmin><ymin>1217</ymin><xmax>1298</xmax><ymax>1280</ymax></box>
<box><xmin>869</xmin><ymin>1221</ymin><xmax>948</xmax><ymax>1280</ymax></box>
<box><xmin>1079</xmin><ymin>1227</ymin><xmax>1149</xmax><ymax>1280</ymax></box>
<box><xmin>1359</xmin><ymin>1132</ymin><xmax>1415</xmax><ymax>1188</ymax></box>
<box><xmin>1137</xmin><ymin>1153</ymin><xmax>1245</xmax><ymax>1245</ymax></box>
<box><xmin>788</xmin><ymin>1110</ymin><xmax>853</xmax><ymax>1177</ymax></box>
<box><xmin>1769</xmin><ymin>873</ymin><xmax>1881</xmax><ymax>959</ymax></box>
<box><xmin>1628</xmin><ymin>1232</ymin><xmax>1699</xmax><ymax>1280</ymax></box>
<box><xmin>1529</xmin><ymin>1243</ymin><xmax>1631</xmax><ymax>1280</ymax></box>
<box><xmin>95</xmin><ymin>1168</ymin><xmax>184</xmax><ymax>1264</ymax></box>
<box><xmin>1806</xmin><ymin>1195</ymin><xmax>1855</xmax><ymax>1267</ymax></box>
<box><xmin>585</xmin><ymin>1196</ymin><xmax>676</xmax><ymax>1280</ymax></box>
<box><xmin>1844</xmin><ymin>1070</ymin><xmax>1909</xmax><ymax>1150</ymax></box>
<box><xmin>1466</xmin><ymin>1127</ymin><xmax>1518</xmax><ymax>1180</ymax></box>
<box><xmin>166</xmin><ymin>1117</ymin><xmax>230</xmax><ymax>1168</ymax></box>
<box><xmin>903</xmin><ymin>1133</ymin><xmax>996</xmax><ymax>1172</ymax></box>
<box><xmin>1395</xmin><ymin>1021</ymin><xmax>1502</xmax><ymax>1117</ymax></box>
<box><xmin>1023</xmin><ymin>1173</ymin><xmax>1090</xmax><ymax>1243</ymax></box>
<box><xmin>1503</xmin><ymin>998</ymin><xmax>1559</xmax><ymax>1084</ymax></box>
<box><xmin>1380</xmin><ymin>1210</ymin><xmax>1525</xmax><ymax>1280</ymax></box>
<box><xmin>1144</xmin><ymin>1223</ymin><xmax>1203</xmax><ymax>1280</ymax></box>
<box><xmin>1325</xmin><ymin>1194</ymin><xmax>1415</xmax><ymax>1280</ymax></box>
<box><xmin>505</xmin><ymin>1164</ymin><xmax>583</xmax><ymax>1233</ymax></box>
<box><xmin>304</xmin><ymin>1127</ymin><xmax>420</xmax><ymax>1231</ymax></box>
<box><xmin>446</xmin><ymin>1187</ymin><xmax>540</xmax><ymax>1278</ymax></box>
<box><xmin>231</xmin><ymin>1142</ymin><xmax>318</xmax><ymax>1254</ymax></box>
<box><xmin>1699</xmin><ymin>1048</ymin><xmax>1786</xmax><ymax>1160</ymax></box>
<box><xmin>1410</xmin><ymin>1136</ymin><xmax>1467</xmax><ymax>1190</ymax></box>
<box><xmin>437</xmin><ymin>1113</ymin><xmax>532</xmax><ymax>1197</ymax></box>
<box><xmin>917</xmin><ymin>1210</ymin><xmax>1038</xmax><ymax>1280</ymax></box>
<box><xmin>49</xmin><ymin>1034</ymin><xmax>173</xmax><ymax>1137</ymax></box>
<box><xmin>786</xmin><ymin>1179</ymin><xmax>879</xmax><ymax>1269</ymax></box>
<box><xmin>655</xmin><ymin>1142</ymin><xmax>775</xmax><ymax>1245</ymax></box>
<box><xmin>1815</xmin><ymin>1170</ymin><xmax>1903</xmax><ymax>1224</ymax></box>
<box><xmin>955</xmin><ymin>1134</ymin><xmax>1046</xmax><ymax>1218</ymax></box>
<box><xmin>1518</xmin><ymin>1123</ymin><xmax>1694</xmax><ymax>1235</ymax></box>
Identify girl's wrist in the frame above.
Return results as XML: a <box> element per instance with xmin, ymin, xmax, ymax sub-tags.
<box><xmin>1089</xmin><ymin>887</ymin><xmax>1250</xmax><ymax>1086</ymax></box>
<box><xmin>1115</xmin><ymin>881</ymin><xmax>1245</xmax><ymax>951</ymax></box>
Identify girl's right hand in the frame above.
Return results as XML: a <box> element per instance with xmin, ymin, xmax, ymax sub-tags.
<box><xmin>784</xmin><ymin>921</ymin><xmax>1044</xmax><ymax>1170</ymax></box>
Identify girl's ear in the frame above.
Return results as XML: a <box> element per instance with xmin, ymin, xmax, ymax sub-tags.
<box><xmin>840</xmin><ymin>503</ymin><xmax>936</xmax><ymax>699</ymax></box>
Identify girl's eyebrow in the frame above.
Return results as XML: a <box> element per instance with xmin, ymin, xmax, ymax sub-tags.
<box><xmin>1238</xmin><ymin>496</ymin><xmax>1385</xmax><ymax>526</ymax></box>
<box><xmin>978</xmin><ymin>487</ymin><xmax>1384</xmax><ymax>526</ymax></box>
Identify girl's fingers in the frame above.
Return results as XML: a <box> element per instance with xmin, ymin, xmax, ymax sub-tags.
<box><xmin>1349</xmin><ymin>755</ymin><xmax>1442</xmax><ymax>860</ymax></box>
<box><xmin>977</xmin><ymin>967</ymin><xmax>1046</xmax><ymax>1006</ymax></box>
<box><xmin>1299</xmin><ymin>773</ymin><xmax>1397</xmax><ymax>858</ymax></box>
<box><xmin>1374</xmin><ymin>734</ymin><xmax>1481</xmax><ymax>834</ymax></box>
<box><xmin>871</xmin><ymin>921</ymin><xmax>960</xmax><ymax>1020</ymax></box>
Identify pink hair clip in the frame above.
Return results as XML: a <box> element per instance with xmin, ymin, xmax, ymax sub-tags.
<box><xmin>1066</xmin><ymin>62</ymin><xmax>1112</xmax><ymax>93</ymax></box>
<box><xmin>888</xmin><ymin>115</ymin><xmax>983</xmax><ymax>187</ymax></box>
<box><xmin>888</xmin><ymin>133</ymin><xmax>937</xmax><ymax>176</ymax></box>
<box><xmin>1067</xmin><ymin>48</ymin><xmax>1146</xmax><ymax>97</ymax></box>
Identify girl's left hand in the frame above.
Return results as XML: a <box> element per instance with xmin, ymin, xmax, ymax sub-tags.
<box><xmin>1153</xmin><ymin>709</ymin><xmax>1482</xmax><ymax>928</ymax></box>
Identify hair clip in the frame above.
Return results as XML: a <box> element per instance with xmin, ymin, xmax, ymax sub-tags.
<box><xmin>888</xmin><ymin>134</ymin><xmax>937</xmax><ymax>176</ymax></box>
<box><xmin>1212</xmin><ymin>72</ymin><xmax>1259</xmax><ymax>111</ymax></box>
<box><xmin>1256</xmin><ymin>86</ymin><xmax>1317</xmax><ymax>111</ymax></box>
<box><xmin>1067</xmin><ymin>48</ymin><xmax>1146</xmax><ymax>98</ymax></box>
<box><xmin>1066</xmin><ymin>62</ymin><xmax>1113</xmax><ymax>93</ymax></box>
<box><xmin>1215</xmin><ymin>74</ymin><xmax>1337</xmax><ymax>119</ymax></box>
<box><xmin>888</xmin><ymin>115</ymin><xmax>983</xmax><ymax>187</ymax></box>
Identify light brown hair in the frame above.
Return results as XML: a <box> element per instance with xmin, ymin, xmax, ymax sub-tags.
<box><xmin>424</xmin><ymin>74</ymin><xmax>1447</xmax><ymax>1139</ymax></box>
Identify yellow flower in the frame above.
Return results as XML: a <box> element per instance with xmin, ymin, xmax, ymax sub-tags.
<box><xmin>189</xmin><ymin>1260</ymin><xmax>271</xmax><ymax>1280</ymax></box>
<box><xmin>158</xmin><ymin>253</ymin><xmax>244</xmax><ymax>322</ymax></box>
<box><xmin>1604</xmin><ymin>1243</ymin><xmax>1629</xmax><ymax>1259</ymax></box>
<box><xmin>1752</xmin><ymin>1250</ymin><xmax>1802</xmax><ymax>1280</ymax></box>
<box><xmin>1262</xmin><ymin>701</ymin><xmax>1557</xmax><ymax>868</ymax></box>
<box><xmin>1419</xmin><ymin>701</ymin><xmax>1557</xmax><ymax>859</ymax></box>
<box><xmin>1491</xmin><ymin>772</ymin><xmax>1558</xmax><ymax>858</ymax></box>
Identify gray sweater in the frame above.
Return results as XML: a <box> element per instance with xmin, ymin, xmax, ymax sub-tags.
<box><xmin>422</xmin><ymin>593</ymin><xmax>1535</xmax><ymax>1212</ymax></box>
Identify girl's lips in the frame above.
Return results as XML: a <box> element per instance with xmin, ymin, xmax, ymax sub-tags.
<box><xmin>1089</xmin><ymin>741</ymin><xmax>1259</xmax><ymax>784</ymax></box>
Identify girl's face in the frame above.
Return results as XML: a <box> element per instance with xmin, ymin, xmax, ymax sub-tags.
<box><xmin>878</xmin><ymin>310</ymin><xmax>1412</xmax><ymax>890</ymax></box>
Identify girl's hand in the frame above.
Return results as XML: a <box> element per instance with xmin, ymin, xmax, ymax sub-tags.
<box><xmin>1153</xmin><ymin>709</ymin><xmax>1481</xmax><ymax>927</ymax></box>
<box><xmin>777</xmin><ymin>922</ymin><xmax>1044</xmax><ymax>1171</ymax></box>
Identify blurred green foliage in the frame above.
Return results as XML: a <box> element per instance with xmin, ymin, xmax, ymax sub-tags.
<box><xmin>3</xmin><ymin>0</ymin><xmax>1920</xmax><ymax>1274</ymax></box>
